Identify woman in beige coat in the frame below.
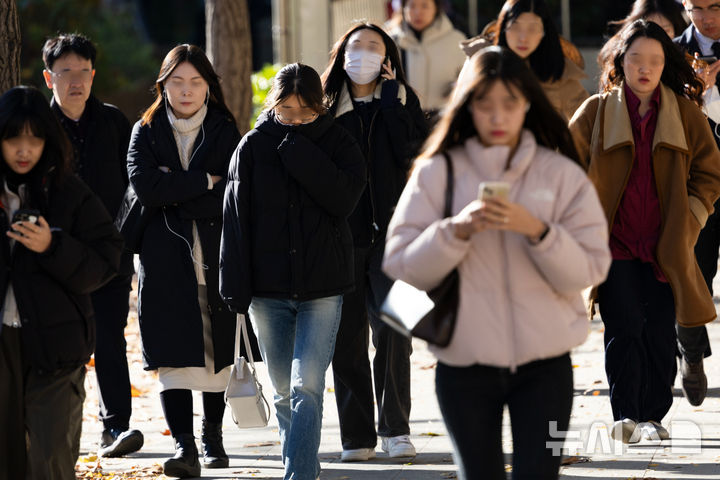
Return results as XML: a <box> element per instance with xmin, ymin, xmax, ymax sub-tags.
<box><xmin>569</xmin><ymin>19</ymin><xmax>720</xmax><ymax>445</ymax></box>
<box><xmin>383</xmin><ymin>46</ymin><xmax>611</xmax><ymax>480</ymax></box>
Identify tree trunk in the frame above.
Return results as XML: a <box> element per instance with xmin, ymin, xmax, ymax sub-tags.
<box><xmin>206</xmin><ymin>0</ymin><xmax>253</xmax><ymax>135</ymax></box>
<box><xmin>0</xmin><ymin>0</ymin><xmax>21</xmax><ymax>94</ymax></box>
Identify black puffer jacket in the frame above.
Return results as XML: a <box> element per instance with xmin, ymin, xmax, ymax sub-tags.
<box><xmin>0</xmin><ymin>174</ymin><xmax>124</xmax><ymax>374</ymax></box>
<box><xmin>220</xmin><ymin>111</ymin><xmax>365</xmax><ymax>314</ymax></box>
<box><xmin>127</xmin><ymin>104</ymin><xmax>245</xmax><ymax>371</ymax></box>
<box><xmin>331</xmin><ymin>80</ymin><xmax>428</xmax><ymax>247</ymax></box>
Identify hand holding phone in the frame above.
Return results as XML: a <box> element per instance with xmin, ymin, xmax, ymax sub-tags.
<box><xmin>478</xmin><ymin>182</ymin><xmax>510</xmax><ymax>202</ymax></box>
<box><xmin>11</xmin><ymin>209</ymin><xmax>40</xmax><ymax>226</ymax></box>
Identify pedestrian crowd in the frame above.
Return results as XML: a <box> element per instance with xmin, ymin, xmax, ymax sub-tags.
<box><xmin>2</xmin><ymin>0</ymin><xmax>720</xmax><ymax>479</ymax></box>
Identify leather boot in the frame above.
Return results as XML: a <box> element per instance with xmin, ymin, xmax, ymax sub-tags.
<box><xmin>163</xmin><ymin>433</ymin><xmax>201</xmax><ymax>478</ymax></box>
<box><xmin>201</xmin><ymin>418</ymin><xmax>229</xmax><ymax>468</ymax></box>
<box><xmin>681</xmin><ymin>357</ymin><xmax>708</xmax><ymax>406</ymax></box>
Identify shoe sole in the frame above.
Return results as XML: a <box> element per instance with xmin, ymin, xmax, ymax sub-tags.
<box><xmin>163</xmin><ymin>461</ymin><xmax>201</xmax><ymax>478</ymax></box>
<box><xmin>99</xmin><ymin>434</ymin><xmax>144</xmax><ymax>458</ymax></box>
<box><xmin>385</xmin><ymin>449</ymin><xmax>417</xmax><ymax>458</ymax></box>
<box><xmin>202</xmin><ymin>458</ymin><xmax>229</xmax><ymax>468</ymax></box>
<box><xmin>340</xmin><ymin>451</ymin><xmax>376</xmax><ymax>462</ymax></box>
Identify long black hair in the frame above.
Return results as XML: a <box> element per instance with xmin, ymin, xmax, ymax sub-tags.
<box><xmin>322</xmin><ymin>23</ymin><xmax>410</xmax><ymax>114</ymax></box>
<box><xmin>418</xmin><ymin>46</ymin><xmax>580</xmax><ymax>166</ymax></box>
<box><xmin>495</xmin><ymin>0</ymin><xmax>565</xmax><ymax>83</ymax></box>
<box><xmin>0</xmin><ymin>86</ymin><xmax>72</xmax><ymax>211</ymax></box>
<box><xmin>264</xmin><ymin>63</ymin><xmax>327</xmax><ymax>114</ymax></box>
<box><xmin>141</xmin><ymin>44</ymin><xmax>235</xmax><ymax>126</ymax></box>
<box><xmin>600</xmin><ymin>19</ymin><xmax>704</xmax><ymax>105</ymax></box>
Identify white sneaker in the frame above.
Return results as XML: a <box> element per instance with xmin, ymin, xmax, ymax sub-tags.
<box><xmin>340</xmin><ymin>447</ymin><xmax>376</xmax><ymax>462</ymax></box>
<box><xmin>381</xmin><ymin>435</ymin><xmax>416</xmax><ymax>458</ymax></box>
<box><xmin>610</xmin><ymin>418</ymin><xmax>641</xmax><ymax>444</ymax></box>
<box><xmin>639</xmin><ymin>420</ymin><xmax>670</xmax><ymax>441</ymax></box>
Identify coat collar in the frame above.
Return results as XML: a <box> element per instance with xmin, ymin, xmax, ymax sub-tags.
<box><xmin>333</xmin><ymin>79</ymin><xmax>407</xmax><ymax>118</ymax></box>
<box><xmin>393</xmin><ymin>14</ymin><xmax>457</xmax><ymax>47</ymax></box>
<box><xmin>602</xmin><ymin>82</ymin><xmax>688</xmax><ymax>154</ymax></box>
<box><xmin>463</xmin><ymin>129</ymin><xmax>538</xmax><ymax>183</ymax></box>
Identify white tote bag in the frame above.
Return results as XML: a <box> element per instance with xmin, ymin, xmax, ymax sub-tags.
<box><xmin>225</xmin><ymin>314</ymin><xmax>271</xmax><ymax>428</ymax></box>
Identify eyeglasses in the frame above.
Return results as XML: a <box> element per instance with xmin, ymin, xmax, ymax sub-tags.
<box><xmin>275</xmin><ymin>110</ymin><xmax>319</xmax><ymax>125</ymax></box>
<box><xmin>47</xmin><ymin>69</ymin><xmax>93</xmax><ymax>83</ymax></box>
<box><xmin>686</xmin><ymin>3</ymin><xmax>720</xmax><ymax>17</ymax></box>
<box><xmin>505</xmin><ymin>21</ymin><xmax>544</xmax><ymax>36</ymax></box>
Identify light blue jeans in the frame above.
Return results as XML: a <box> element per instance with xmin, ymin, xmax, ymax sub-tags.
<box><xmin>249</xmin><ymin>295</ymin><xmax>343</xmax><ymax>480</ymax></box>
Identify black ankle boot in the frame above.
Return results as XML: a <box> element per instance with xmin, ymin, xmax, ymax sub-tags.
<box><xmin>163</xmin><ymin>433</ymin><xmax>201</xmax><ymax>478</ymax></box>
<box><xmin>201</xmin><ymin>418</ymin><xmax>229</xmax><ymax>468</ymax></box>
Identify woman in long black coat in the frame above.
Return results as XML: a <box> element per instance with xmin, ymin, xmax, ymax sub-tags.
<box><xmin>126</xmin><ymin>44</ymin><xmax>240</xmax><ymax>478</ymax></box>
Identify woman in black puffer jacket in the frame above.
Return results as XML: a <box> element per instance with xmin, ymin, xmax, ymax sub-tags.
<box><xmin>220</xmin><ymin>63</ymin><xmax>365</xmax><ymax>480</ymax></box>
<box><xmin>0</xmin><ymin>86</ymin><xmax>123</xmax><ymax>480</ymax></box>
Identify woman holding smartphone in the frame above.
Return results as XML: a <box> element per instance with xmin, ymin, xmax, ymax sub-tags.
<box><xmin>569</xmin><ymin>19</ymin><xmax>720</xmax><ymax>443</ymax></box>
<box><xmin>127</xmin><ymin>44</ymin><xmax>241</xmax><ymax>477</ymax></box>
<box><xmin>383</xmin><ymin>46</ymin><xmax>611</xmax><ymax>479</ymax></box>
<box><xmin>321</xmin><ymin>22</ymin><xmax>428</xmax><ymax>462</ymax></box>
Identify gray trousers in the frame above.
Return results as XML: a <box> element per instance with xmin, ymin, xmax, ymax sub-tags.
<box><xmin>0</xmin><ymin>325</ymin><xmax>86</xmax><ymax>480</ymax></box>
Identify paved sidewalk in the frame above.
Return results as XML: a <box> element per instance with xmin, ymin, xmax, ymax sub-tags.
<box><xmin>75</xmin><ymin>281</ymin><xmax>720</xmax><ymax>479</ymax></box>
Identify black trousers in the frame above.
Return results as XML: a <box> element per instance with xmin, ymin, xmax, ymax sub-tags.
<box><xmin>599</xmin><ymin>260</ymin><xmax>676</xmax><ymax>422</ymax></box>
<box><xmin>331</xmin><ymin>243</ymin><xmax>412</xmax><ymax>450</ymax></box>
<box><xmin>0</xmin><ymin>326</ymin><xmax>86</xmax><ymax>480</ymax></box>
<box><xmin>92</xmin><ymin>273</ymin><xmax>133</xmax><ymax>431</ymax></box>
<box><xmin>435</xmin><ymin>354</ymin><xmax>573</xmax><ymax>480</ymax></box>
<box><xmin>676</xmin><ymin>200</ymin><xmax>719</xmax><ymax>363</ymax></box>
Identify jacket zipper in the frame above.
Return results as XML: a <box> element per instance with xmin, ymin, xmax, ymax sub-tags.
<box><xmin>363</xmin><ymin>111</ymin><xmax>381</xmax><ymax>243</ymax></box>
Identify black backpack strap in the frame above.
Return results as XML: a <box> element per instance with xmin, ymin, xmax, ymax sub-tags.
<box><xmin>441</xmin><ymin>151</ymin><xmax>454</xmax><ymax>218</ymax></box>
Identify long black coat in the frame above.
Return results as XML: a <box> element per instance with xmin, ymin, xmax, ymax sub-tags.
<box><xmin>220</xmin><ymin>111</ymin><xmax>365</xmax><ymax>314</ymax></box>
<box><xmin>127</xmin><ymin>105</ymin><xmax>243</xmax><ymax>372</ymax></box>
<box><xmin>332</xmin><ymin>80</ymin><xmax>428</xmax><ymax>247</ymax></box>
<box><xmin>0</xmin><ymin>174</ymin><xmax>124</xmax><ymax>374</ymax></box>
<box><xmin>51</xmin><ymin>95</ymin><xmax>134</xmax><ymax>277</ymax></box>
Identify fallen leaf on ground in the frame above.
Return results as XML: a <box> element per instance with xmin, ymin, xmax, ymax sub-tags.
<box><xmin>243</xmin><ymin>441</ymin><xmax>280</xmax><ymax>447</ymax></box>
<box><xmin>420</xmin><ymin>432</ymin><xmax>442</xmax><ymax>436</ymax></box>
<box><xmin>160</xmin><ymin>429</ymin><xmax>171</xmax><ymax>436</ymax></box>
<box><xmin>561</xmin><ymin>456</ymin><xmax>591</xmax><ymax>465</ymax></box>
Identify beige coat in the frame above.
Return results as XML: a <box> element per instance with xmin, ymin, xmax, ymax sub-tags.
<box><xmin>569</xmin><ymin>83</ymin><xmax>720</xmax><ymax>326</ymax></box>
<box><xmin>382</xmin><ymin>131</ymin><xmax>611</xmax><ymax>368</ymax></box>
<box><xmin>389</xmin><ymin>14</ymin><xmax>467</xmax><ymax>112</ymax></box>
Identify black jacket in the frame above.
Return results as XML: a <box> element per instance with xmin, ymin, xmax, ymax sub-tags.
<box><xmin>51</xmin><ymin>95</ymin><xmax>134</xmax><ymax>277</ymax></box>
<box><xmin>1</xmin><ymin>174</ymin><xmax>124</xmax><ymax>374</ymax></box>
<box><xmin>127</xmin><ymin>105</ymin><xmax>245</xmax><ymax>371</ymax></box>
<box><xmin>220</xmin><ymin>111</ymin><xmax>365</xmax><ymax>314</ymax></box>
<box><xmin>332</xmin><ymin>80</ymin><xmax>428</xmax><ymax>247</ymax></box>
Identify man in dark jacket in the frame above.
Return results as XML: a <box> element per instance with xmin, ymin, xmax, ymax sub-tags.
<box><xmin>674</xmin><ymin>1</ymin><xmax>720</xmax><ymax>407</ymax></box>
<box><xmin>42</xmin><ymin>33</ymin><xmax>142</xmax><ymax>456</ymax></box>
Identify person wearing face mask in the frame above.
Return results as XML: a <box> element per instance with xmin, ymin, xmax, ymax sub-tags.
<box><xmin>570</xmin><ymin>19</ymin><xmax>720</xmax><ymax>444</ymax></box>
<box><xmin>0</xmin><ymin>86</ymin><xmax>123</xmax><ymax>480</ymax></box>
<box><xmin>386</xmin><ymin>0</ymin><xmax>467</xmax><ymax>122</ymax></box>
<box><xmin>126</xmin><ymin>44</ymin><xmax>242</xmax><ymax>478</ymax></box>
<box><xmin>220</xmin><ymin>63</ymin><xmax>365</xmax><ymax>480</ymax></box>
<box><xmin>40</xmin><ymin>32</ymin><xmax>142</xmax><ymax>459</ymax></box>
<box><xmin>321</xmin><ymin>23</ymin><xmax>428</xmax><ymax>462</ymax></box>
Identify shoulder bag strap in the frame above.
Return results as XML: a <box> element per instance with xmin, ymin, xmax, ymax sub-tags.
<box><xmin>441</xmin><ymin>151</ymin><xmax>454</xmax><ymax>218</ymax></box>
<box><xmin>235</xmin><ymin>314</ymin><xmax>257</xmax><ymax>373</ymax></box>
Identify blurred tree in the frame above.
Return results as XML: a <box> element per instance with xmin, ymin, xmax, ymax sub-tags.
<box><xmin>0</xmin><ymin>0</ymin><xmax>21</xmax><ymax>93</ymax></box>
<box><xmin>205</xmin><ymin>0</ymin><xmax>252</xmax><ymax>135</ymax></box>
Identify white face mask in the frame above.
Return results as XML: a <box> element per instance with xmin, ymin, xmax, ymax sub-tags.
<box><xmin>344</xmin><ymin>50</ymin><xmax>384</xmax><ymax>85</ymax></box>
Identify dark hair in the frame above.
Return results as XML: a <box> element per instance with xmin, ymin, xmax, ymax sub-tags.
<box><xmin>140</xmin><ymin>44</ymin><xmax>235</xmax><ymax>126</ymax></box>
<box><xmin>42</xmin><ymin>33</ymin><xmax>97</xmax><ymax>70</ymax></box>
<box><xmin>0</xmin><ymin>86</ymin><xmax>72</xmax><ymax>210</ymax></box>
<box><xmin>322</xmin><ymin>23</ymin><xmax>410</xmax><ymax>114</ymax></box>
<box><xmin>388</xmin><ymin>0</ymin><xmax>442</xmax><ymax>29</ymax></box>
<box><xmin>495</xmin><ymin>0</ymin><xmax>565</xmax><ymax>83</ymax></box>
<box><xmin>600</xmin><ymin>19</ymin><xmax>704</xmax><ymax>105</ymax></box>
<box><xmin>598</xmin><ymin>0</ymin><xmax>688</xmax><ymax>86</ymax></box>
<box><xmin>265</xmin><ymin>63</ymin><xmax>326</xmax><ymax>113</ymax></box>
<box><xmin>418</xmin><ymin>46</ymin><xmax>580</xmax><ymax>166</ymax></box>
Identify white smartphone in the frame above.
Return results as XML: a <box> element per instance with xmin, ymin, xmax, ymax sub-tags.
<box><xmin>478</xmin><ymin>181</ymin><xmax>510</xmax><ymax>202</ymax></box>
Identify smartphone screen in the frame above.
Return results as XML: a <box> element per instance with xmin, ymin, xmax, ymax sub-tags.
<box><xmin>478</xmin><ymin>182</ymin><xmax>510</xmax><ymax>201</ymax></box>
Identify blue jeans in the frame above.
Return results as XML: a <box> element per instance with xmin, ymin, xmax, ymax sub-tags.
<box><xmin>249</xmin><ymin>295</ymin><xmax>343</xmax><ymax>480</ymax></box>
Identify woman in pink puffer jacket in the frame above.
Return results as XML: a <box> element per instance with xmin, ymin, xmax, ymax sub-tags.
<box><xmin>382</xmin><ymin>46</ymin><xmax>611</xmax><ymax>480</ymax></box>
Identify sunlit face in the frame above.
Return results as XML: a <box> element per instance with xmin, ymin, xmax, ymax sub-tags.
<box><xmin>646</xmin><ymin>13</ymin><xmax>676</xmax><ymax>39</ymax></box>
<box><xmin>1</xmin><ymin>126</ymin><xmax>45</xmax><ymax>175</ymax></box>
<box><xmin>504</xmin><ymin>12</ymin><xmax>545</xmax><ymax>59</ymax></box>
<box><xmin>163</xmin><ymin>62</ymin><xmax>209</xmax><ymax>119</ymax></box>
<box><xmin>42</xmin><ymin>53</ymin><xmax>95</xmax><ymax>118</ymax></box>
<box><xmin>345</xmin><ymin>28</ymin><xmax>387</xmax><ymax>58</ymax></box>
<box><xmin>274</xmin><ymin>94</ymin><xmax>319</xmax><ymax>125</ymax></box>
<box><xmin>404</xmin><ymin>0</ymin><xmax>438</xmax><ymax>32</ymax></box>
<box><xmin>684</xmin><ymin>0</ymin><xmax>720</xmax><ymax>40</ymax></box>
<box><xmin>469</xmin><ymin>80</ymin><xmax>528</xmax><ymax>148</ymax></box>
<box><xmin>621</xmin><ymin>37</ymin><xmax>665</xmax><ymax>98</ymax></box>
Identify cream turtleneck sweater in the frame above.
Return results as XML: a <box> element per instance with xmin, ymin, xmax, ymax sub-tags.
<box><xmin>167</xmin><ymin>104</ymin><xmax>209</xmax><ymax>285</ymax></box>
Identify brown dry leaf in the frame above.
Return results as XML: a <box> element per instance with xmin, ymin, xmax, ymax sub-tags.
<box><xmin>160</xmin><ymin>428</ymin><xmax>171</xmax><ymax>436</ymax></box>
<box><xmin>592</xmin><ymin>390</ymin><xmax>600</xmax><ymax>396</ymax></box>
<box><xmin>243</xmin><ymin>441</ymin><xmax>280</xmax><ymax>447</ymax></box>
<box><xmin>420</xmin><ymin>362</ymin><xmax>437</xmax><ymax>370</ymax></box>
<box><xmin>420</xmin><ymin>432</ymin><xmax>442</xmax><ymax>437</ymax></box>
<box><xmin>130</xmin><ymin>385</ymin><xmax>143</xmax><ymax>397</ymax></box>
<box><xmin>441</xmin><ymin>474</ymin><xmax>457</xmax><ymax>479</ymax></box>
<box><xmin>561</xmin><ymin>456</ymin><xmax>591</xmax><ymax>465</ymax></box>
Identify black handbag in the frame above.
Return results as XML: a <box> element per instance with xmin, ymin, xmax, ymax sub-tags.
<box><xmin>114</xmin><ymin>184</ymin><xmax>153</xmax><ymax>254</ymax></box>
<box><xmin>380</xmin><ymin>152</ymin><xmax>459</xmax><ymax>347</ymax></box>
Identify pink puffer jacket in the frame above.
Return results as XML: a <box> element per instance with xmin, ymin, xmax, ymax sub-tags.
<box><xmin>383</xmin><ymin>131</ymin><xmax>611</xmax><ymax>369</ymax></box>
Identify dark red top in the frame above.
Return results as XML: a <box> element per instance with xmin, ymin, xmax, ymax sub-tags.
<box><xmin>609</xmin><ymin>84</ymin><xmax>666</xmax><ymax>282</ymax></box>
